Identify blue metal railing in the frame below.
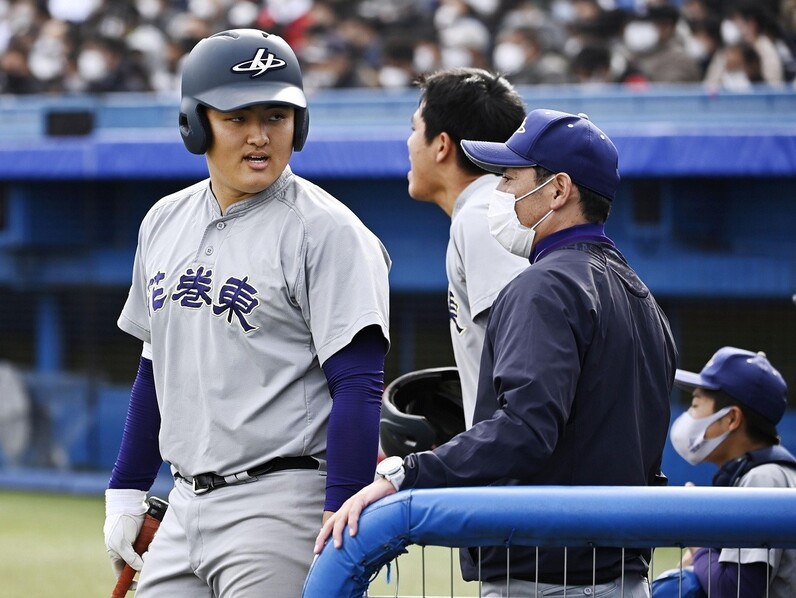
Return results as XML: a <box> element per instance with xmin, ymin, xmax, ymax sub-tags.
<box><xmin>303</xmin><ymin>485</ymin><xmax>796</xmax><ymax>597</ymax></box>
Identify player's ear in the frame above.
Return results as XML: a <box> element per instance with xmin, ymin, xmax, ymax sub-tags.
<box><xmin>550</xmin><ymin>173</ymin><xmax>572</xmax><ymax>210</ymax></box>
<box><xmin>435</xmin><ymin>131</ymin><xmax>454</xmax><ymax>164</ymax></box>
<box><xmin>726</xmin><ymin>405</ymin><xmax>744</xmax><ymax>432</ymax></box>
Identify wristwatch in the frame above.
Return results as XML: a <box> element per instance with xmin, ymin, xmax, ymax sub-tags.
<box><xmin>376</xmin><ymin>456</ymin><xmax>405</xmax><ymax>491</ymax></box>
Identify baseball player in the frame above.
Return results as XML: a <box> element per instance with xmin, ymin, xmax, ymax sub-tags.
<box><xmin>406</xmin><ymin>68</ymin><xmax>527</xmax><ymax>429</ymax></box>
<box><xmin>668</xmin><ymin>347</ymin><xmax>795</xmax><ymax>596</ymax></box>
<box><xmin>102</xmin><ymin>29</ymin><xmax>390</xmax><ymax>597</ymax></box>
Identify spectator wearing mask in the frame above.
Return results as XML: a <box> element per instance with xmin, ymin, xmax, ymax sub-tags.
<box><xmin>623</xmin><ymin>5</ymin><xmax>701</xmax><ymax>83</ymax></box>
<box><xmin>705</xmin><ymin>40</ymin><xmax>765</xmax><ymax>91</ymax></box>
<box><xmin>686</xmin><ymin>17</ymin><xmax>723</xmax><ymax>79</ymax></box>
<box><xmin>492</xmin><ymin>25</ymin><xmax>569</xmax><ymax>85</ymax></box>
<box><xmin>723</xmin><ymin>1</ymin><xmax>788</xmax><ymax>85</ymax></box>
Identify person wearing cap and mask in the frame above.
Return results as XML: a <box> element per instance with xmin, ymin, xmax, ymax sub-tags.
<box><xmin>668</xmin><ymin>347</ymin><xmax>796</xmax><ymax>597</ymax></box>
<box><xmin>622</xmin><ymin>5</ymin><xmax>701</xmax><ymax>83</ymax></box>
<box><xmin>316</xmin><ymin>109</ymin><xmax>677</xmax><ymax>597</ymax></box>
<box><xmin>103</xmin><ymin>29</ymin><xmax>390</xmax><ymax>596</ymax></box>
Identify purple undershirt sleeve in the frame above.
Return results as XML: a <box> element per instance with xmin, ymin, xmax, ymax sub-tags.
<box><xmin>108</xmin><ymin>356</ymin><xmax>163</xmax><ymax>491</ymax></box>
<box><xmin>692</xmin><ymin>546</ymin><xmax>769</xmax><ymax>597</ymax></box>
<box><xmin>322</xmin><ymin>325</ymin><xmax>387</xmax><ymax>512</ymax></box>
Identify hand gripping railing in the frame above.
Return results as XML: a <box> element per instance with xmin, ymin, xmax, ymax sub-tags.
<box><xmin>303</xmin><ymin>485</ymin><xmax>796</xmax><ymax>597</ymax></box>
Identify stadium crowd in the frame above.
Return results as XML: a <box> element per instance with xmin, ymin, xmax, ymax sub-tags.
<box><xmin>1</xmin><ymin>0</ymin><xmax>795</xmax><ymax>96</ymax></box>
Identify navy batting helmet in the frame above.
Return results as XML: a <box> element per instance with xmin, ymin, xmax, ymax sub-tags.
<box><xmin>179</xmin><ymin>29</ymin><xmax>309</xmax><ymax>155</ymax></box>
<box><xmin>380</xmin><ymin>367</ymin><xmax>466</xmax><ymax>458</ymax></box>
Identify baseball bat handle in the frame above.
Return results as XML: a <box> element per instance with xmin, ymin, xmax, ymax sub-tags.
<box><xmin>111</xmin><ymin>497</ymin><xmax>168</xmax><ymax>597</ymax></box>
<box><xmin>111</xmin><ymin>563</ymin><xmax>138</xmax><ymax>598</ymax></box>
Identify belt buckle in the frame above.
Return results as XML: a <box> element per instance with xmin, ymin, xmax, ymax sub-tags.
<box><xmin>192</xmin><ymin>477</ymin><xmax>210</xmax><ymax>495</ymax></box>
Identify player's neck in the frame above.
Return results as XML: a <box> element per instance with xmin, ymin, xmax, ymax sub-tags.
<box><xmin>440</xmin><ymin>173</ymin><xmax>480</xmax><ymax>217</ymax></box>
<box><xmin>209</xmin><ymin>182</ymin><xmax>256</xmax><ymax>215</ymax></box>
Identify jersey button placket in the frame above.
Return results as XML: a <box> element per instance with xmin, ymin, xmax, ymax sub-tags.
<box><xmin>198</xmin><ymin>219</ymin><xmax>229</xmax><ymax>266</ymax></box>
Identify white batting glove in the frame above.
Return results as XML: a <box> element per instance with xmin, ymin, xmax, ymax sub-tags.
<box><xmin>104</xmin><ymin>489</ymin><xmax>148</xmax><ymax>582</ymax></box>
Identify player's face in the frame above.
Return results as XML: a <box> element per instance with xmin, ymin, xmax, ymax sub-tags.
<box><xmin>204</xmin><ymin>105</ymin><xmax>294</xmax><ymax>210</ymax></box>
<box><xmin>687</xmin><ymin>389</ymin><xmax>717</xmax><ymax>420</ymax></box>
<box><xmin>499</xmin><ymin>167</ymin><xmax>555</xmax><ymax>229</ymax></box>
<box><xmin>406</xmin><ymin>105</ymin><xmax>440</xmax><ymax>203</ymax></box>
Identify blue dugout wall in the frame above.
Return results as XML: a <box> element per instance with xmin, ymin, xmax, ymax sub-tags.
<box><xmin>0</xmin><ymin>85</ymin><xmax>794</xmax><ymax>489</ymax></box>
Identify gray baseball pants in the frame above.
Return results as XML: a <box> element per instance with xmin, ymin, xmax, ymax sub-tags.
<box><xmin>482</xmin><ymin>574</ymin><xmax>650</xmax><ymax>597</ymax></box>
<box><xmin>135</xmin><ymin>468</ymin><xmax>325</xmax><ymax>598</ymax></box>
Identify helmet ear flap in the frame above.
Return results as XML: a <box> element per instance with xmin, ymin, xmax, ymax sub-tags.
<box><xmin>179</xmin><ymin>101</ymin><xmax>211</xmax><ymax>155</ymax></box>
<box><xmin>293</xmin><ymin>108</ymin><xmax>309</xmax><ymax>152</ymax></box>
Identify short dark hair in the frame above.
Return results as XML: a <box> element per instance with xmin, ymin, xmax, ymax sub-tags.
<box><xmin>571</xmin><ymin>44</ymin><xmax>611</xmax><ymax>78</ymax></box>
<box><xmin>416</xmin><ymin>68</ymin><xmax>526</xmax><ymax>175</ymax></box>
<box><xmin>532</xmin><ymin>166</ymin><xmax>612</xmax><ymax>223</ymax></box>
<box><xmin>709</xmin><ymin>389</ymin><xmax>780</xmax><ymax>446</ymax></box>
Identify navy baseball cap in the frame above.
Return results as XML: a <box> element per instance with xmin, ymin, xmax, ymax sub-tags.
<box><xmin>674</xmin><ymin>347</ymin><xmax>788</xmax><ymax>424</ymax></box>
<box><xmin>460</xmin><ymin>108</ymin><xmax>620</xmax><ymax>201</ymax></box>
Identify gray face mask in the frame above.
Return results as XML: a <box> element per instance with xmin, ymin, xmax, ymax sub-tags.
<box><xmin>669</xmin><ymin>407</ymin><xmax>732</xmax><ymax>465</ymax></box>
<box><xmin>487</xmin><ymin>176</ymin><xmax>555</xmax><ymax>258</ymax></box>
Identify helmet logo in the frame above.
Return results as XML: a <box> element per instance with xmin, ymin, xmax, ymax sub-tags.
<box><xmin>231</xmin><ymin>48</ymin><xmax>287</xmax><ymax>78</ymax></box>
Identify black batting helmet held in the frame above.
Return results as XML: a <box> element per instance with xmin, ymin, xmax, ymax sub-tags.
<box><xmin>380</xmin><ymin>367</ymin><xmax>466</xmax><ymax>458</ymax></box>
<box><xmin>179</xmin><ymin>29</ymin><xmax>309</xmax><ymax>155</ymax></box>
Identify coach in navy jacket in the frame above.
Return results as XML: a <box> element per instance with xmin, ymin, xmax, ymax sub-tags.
<box><xmin>317</xmin><ymin>109</ymin><xmax>677</xmax><ymax>595</ymax></box>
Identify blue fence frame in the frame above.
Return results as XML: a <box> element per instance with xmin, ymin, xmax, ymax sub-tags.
<box><xmin>303</xmin><ymin>486</ymin><xmax>796</xmax><ymax>597</ymax></box>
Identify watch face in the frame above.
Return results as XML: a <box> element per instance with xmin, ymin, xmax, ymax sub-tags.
<box><xmin>378</xmin><ymin>456</ymin><xmax>403</xmax><ymax>476</ymax></box>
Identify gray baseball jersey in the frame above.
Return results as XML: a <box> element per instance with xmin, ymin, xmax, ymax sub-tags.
<box><xmin>446</xmin><ymin>175</ymin><xmax>527</xmax><ymax>428</ymax></box>
<box><xmin>719</xmin><ymin>463</ymin><xmax>796</xmax><ymax>597</ymax></box>
<box><xmin>118</xmin><ymin>166</ymin><xmax>390</xmax><ymax>477</ymax></box>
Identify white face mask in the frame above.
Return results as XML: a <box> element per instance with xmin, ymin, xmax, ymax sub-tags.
<box><xmin>669</xmin><ymin>407</ymin><xmax>732</xmax><ymax>465</ymax></box>
<box><xmin>413</xmin><ymin>45</ymin><xmax>437</xmax><ymax>73</ymax></box>
<box><xmin>228</xmin><ymin>1</ymin><xmax>259</xmax><ymax>27</ymax></box>
<box><xmin>721</xmin><ymin>19</ymin><xmax>742</xmax><ymax>45</ymax></box>
<box><xmin>378</xmin><ymin>66</ymin><xmax>411</xmax><ymax>89</ymax></box>
<box><xmin>685</xmin><ymin>37</ymin><xmax>708</xmax><ymax>61</ymax></box>
<box><xmin>488</xmin><ymin>176</ymin><xmax>555</xmax><ymax>258</ymax></box>
<box><xmin>135</xmin><ymin>0</ymin><xmax>162</xmax><ymax>20</ymax></box>
<box><xmin>493</xmin><ymin>42</ymin><xmax>526</xmax><ymax>75</ymax></box>
<box><xmin>623</xmin><ymin>21</ymin><xmax>659</xmax><ymax>54</ymax></box>
<box><xmin>441</xmin><ymin>46</ymin><xmax>472</xmax><ymax>69</ymax></box>
<box><xmin>551</xmin><ymin>0</ymin><xmax>576</xmax><ymax>24</ymax></box>
<box><xmin>77</xmin><ymin>49</ymin><xmax>109</xmax><ymax>82</ymax></box>
<box><xmin>29</xmin><ymin>36</ymin><xmax>66</xmax><ymax>81</ymax></box>
<box><xmin>188</xmin><ymin>0</ymin><xmax>218</xmax><ymax>20</ymax></box>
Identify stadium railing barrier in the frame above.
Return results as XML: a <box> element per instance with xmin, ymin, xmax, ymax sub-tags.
<box><xmin>303</xmin><ymin>485</ymin><xmax>796</xmax><ymax>597</ymax></box>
